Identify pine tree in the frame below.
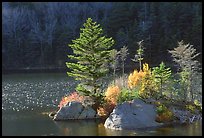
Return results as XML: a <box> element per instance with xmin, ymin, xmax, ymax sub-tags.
<box><xmin>152</xmin><ymin>62</ymin><xmax>172</xmax><ymax>98</ymax></box>
<box><xmin>66</xmin><ymin>18</ymin><xmax>115</xmax><ymax>110</ymax></box>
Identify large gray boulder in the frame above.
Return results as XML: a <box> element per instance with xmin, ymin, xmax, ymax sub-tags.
<box><xmin>53</xmin><ymin>101</ymin><xmax>98</xmax><ymax>120</ymax></box>
<box><xmin>54</xmin><ymin>101</ymin><xmax>83</xmax><ymax>120</ymax></box>
<box><xmin>78</xmin><ymin>106</ymin><xmax>96</xmax><ymax>119</ymax></box>
<box><xmin>104</xmin><ymin>99</ymin><xmax>162</xmax><ymax>130</ymax></box>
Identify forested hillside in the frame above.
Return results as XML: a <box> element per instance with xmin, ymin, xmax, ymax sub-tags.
<box><xmin>2</xmin><ymin>2</ymin><xmax>202</xmax><ymax>72</ymax></box>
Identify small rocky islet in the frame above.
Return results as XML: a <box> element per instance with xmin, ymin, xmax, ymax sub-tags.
<box><xmin>50</xmin><ymin>98</ymin><xmax>202</xmax><ymax>130</ymax></box>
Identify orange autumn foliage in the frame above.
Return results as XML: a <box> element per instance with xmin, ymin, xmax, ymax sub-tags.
<box><xmin>97</xmin><ymin>101</ymin><xmax>116</xmax><ymax>117</ymax></box>
<box><xmin>128</xmin><ymin>70</ymin><xmax>146</xmax><ymax>89</ymax></box>
<box><xmin>105</xmin><ymin>85</ymin><xmax>120</xmax><ymax>105</ymax></box>
<box><xmin>127</xmin><ymin>63</ymin><xmax>156</xmax><ymax>98</ymax></box>
<box><xmin>97</xmin><ymin>85</ymin><xmax>120</xmax><ymax>117</ymax></box>
<box><xmin>58</xmin><ymin>92</ymin><xmax>85</xmax><ymax>109</ymax></box>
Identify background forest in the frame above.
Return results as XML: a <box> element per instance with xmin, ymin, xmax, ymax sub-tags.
<box><xmin>2</xmin><ymin>2</ymin><xmax>202</xmax><ymax>73</ymax></box>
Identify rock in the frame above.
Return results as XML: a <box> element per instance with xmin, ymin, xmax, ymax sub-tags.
<box><xmin>78</xmin><ymin>106</ymin><xmax>97</xmax><ymax>119</ymax></box>
<box><xmin>171</xmin><ymin>107</ymin><xmax>202</xmax><ymax>123</ymax></box>
<box><xmin>104</xmin><ymin>99</ymin><xmax>162</xmax><ymax>130</ymax></box>
<box><xmin>53</xmin><ymin>101</ymin><xmax>98</xmax><ymax>120</ymax></box>
<box><xmin>54</xmin><ymin>101</ymin><xmax>83</xmax><ymax>120</ymax></box>
<box><xmin>144</xmin><ymin>98</ymin><xmax>157</xmax><ymax>104</ymax></box>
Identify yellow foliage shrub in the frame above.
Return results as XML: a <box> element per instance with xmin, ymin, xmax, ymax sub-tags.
<box><xmin>127</xmin><ymin>63</ymin><xmax>156</xmax><ymax>98</ymax></box>
<box><xmin>128</xmin><ymin>70</ymin><xmax>145</xmax><ymax>89</ymax></box>
<box><xmin>97</xmin><ymin>85</ymin><xmax>120</xmax><ymax>117</ymax></box>
<box><xmin>139</xmin><ymin>63</ymin><xmax>158</xmax><ymax>98</ymax></box>
<box><xmin>143</xmin><ymin>63</ymin><xmax>150</xmax><ymax>73</ymax></box>
<box><xmin>105</xmin><ymin>85</ymin><xmax>120</xmax><ymax>105</ymax></box>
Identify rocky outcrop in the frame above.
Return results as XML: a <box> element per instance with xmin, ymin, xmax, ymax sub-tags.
<box><xmin>104</xmin><ymin>99</ymin><xmax>162</xmax><ymax>130</ymax></box>
<box><xmin>53</xmin><ymin>101</ymin><xmax>98</xmax><ymax>120</ymax></box>
<box><xmin>171</xmin><ymin>108</ymin><xmax>202</xmax><ymax>123</ymax></box>
<box><xmin>78</xmin><ymin>106</ymin><xmax>96</xmax><ymax>119</ymax></box>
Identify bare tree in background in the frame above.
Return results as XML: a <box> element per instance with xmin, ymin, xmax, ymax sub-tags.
<box><xmin>120</xmin><ymin>46</ymin><xmax>129</xmax><ymax>76</ymax></box>
<box><xmin>169</xmin><ymin>40</ymin><xmax>201</xmax><ymax>102</ymax></box>
<box><xmin>3</xmin><ymin>5</ymin><xmax>30</xmax><ymax>67</ymax></box>
<box><xmin>29</xmin><ymin>10</ymin><xmax>46</xmax><ymax>66</ymax></box>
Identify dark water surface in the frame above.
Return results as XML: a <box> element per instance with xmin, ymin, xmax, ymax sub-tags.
<box><xmin>2</xmin><ymin>73</ymin><xmax>202</xmax><ymax>136</ymax></box>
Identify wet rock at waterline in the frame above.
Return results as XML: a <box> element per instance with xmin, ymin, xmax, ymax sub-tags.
<box><xmin>78</xmin><ymin>106</ymin><xmax>96</xmax><ymax>119</ymax></box>
<box><xmin>171</xmin><ymin>108</ymin><xmax>202</xmax><ymax>124</ymax></box>
<box><xmin>104</xmin><ymin>99</ymin><xmax>162</xmax><ymax>130</ymax></box>
<box><xmin>53</xmin><ymin>101</ymin><xmax>98</xmax><ymax>120</ymax></box>
<box><xmin>54</xmin><ymin>102</ymin><xmax>83</xmax><ymax>120</ymax></box>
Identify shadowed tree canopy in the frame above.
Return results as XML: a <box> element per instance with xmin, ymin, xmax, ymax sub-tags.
<box><xmin>2</xmin><ymin>2</ymin><xmax>202</xmax><ymax>73</ymax></box>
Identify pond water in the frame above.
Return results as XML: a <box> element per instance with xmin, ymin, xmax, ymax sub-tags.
<box><xmin>2</xmin><ymin>73</ymin><xmax>202</xmax><ymax>136</ymax></box>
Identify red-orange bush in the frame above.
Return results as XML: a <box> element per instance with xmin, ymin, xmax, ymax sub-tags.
<box><xmin>58</xmin><ymin>92</ymin><xmax>85</xmax><ymax>109</ymax></box>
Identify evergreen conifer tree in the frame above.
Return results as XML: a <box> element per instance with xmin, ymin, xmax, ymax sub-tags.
<box><xmin>152</xmin><ymin>62</ymin><xmax>172</xmax><ymax>98</ymax></box>
<box><xmin>66</xmin><ymin>18</ymin><xmax>115</xmax><ymax>110</ymax></box>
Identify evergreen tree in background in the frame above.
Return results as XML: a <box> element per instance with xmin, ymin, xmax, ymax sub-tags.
<box><xmin>2</xmin><ymin>2</ymin><xmax>202</xmax><ymax>70</ymax></box>
<box><xmin>152</xmin><ymin>62</ymin><xmax>172</xmax><ymax>98</ymax></box>
<box><xmin>66</xmin><ymin>18</ymin><xmax>115</xmax><ymax>110</ymax></box>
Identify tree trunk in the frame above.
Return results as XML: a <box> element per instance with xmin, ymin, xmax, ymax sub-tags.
<box><xmin>92</xmin><ymin>100</ymin><xmax>100</xmax><ymax>112</ymax></box>
<box><xmin>160</xmin><ymin>78</ymin><xmax>163</xmax><ymax>97</ymax></box>
<box><xmin>122</xmin><ymin>61</ymin><xmax>125</xmax><ymax>87</ymax></box>
<box><xmin>122</xmin><ymin>61</ymin><xmax>124</xmax><ymax>76</ymax></box>
<box><xmin>139</xmin><ymin>59</ymin><xmax>142</xmax><ymax>71</ymax></box>
<box><xmin>189</xmin><ymin>73</ymin><xmax>193</xmax><ymax>102</ymax></box>
<box><xmin>113</xmin><ymin>68</ymin><xmax>116</xmax><ymax>85</ymax></box>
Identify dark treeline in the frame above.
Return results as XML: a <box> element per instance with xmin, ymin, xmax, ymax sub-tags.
<box><xmin>2</xmin><ymin>2</ymin><xmax>202</xmax><ymax>73</ymax></box>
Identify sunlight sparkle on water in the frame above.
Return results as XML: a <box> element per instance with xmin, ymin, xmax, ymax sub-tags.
<box><xmin>2</xmin><ymin>77</ymin><xmax>77</xmax><ymax>112</ymax></box>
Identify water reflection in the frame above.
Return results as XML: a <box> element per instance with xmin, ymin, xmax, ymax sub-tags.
<box><xmin>54</xmin><ymin>120</ymin><xmax>99</xmax><ymax>136</ymax></box>
<box><xmin>2</xmin><ymin>111</ymin><xmax>58</xmax><ymax>136</ymax></box>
